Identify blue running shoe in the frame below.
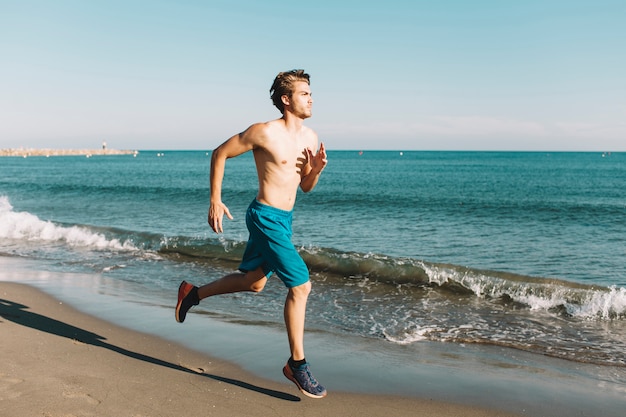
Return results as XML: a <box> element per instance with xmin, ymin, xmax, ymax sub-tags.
<box><xmin>283</xmin><ymin>361</ymin><xmax>327</xmax><ymax>399</ymax></box>
<box><xmin>175</xmin><ymin>281</ymin><xmax>199</xmax><ymax>323</ymax></box>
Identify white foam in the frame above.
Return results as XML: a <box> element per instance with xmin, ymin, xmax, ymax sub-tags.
<box><xmin>420</xmin><ymin>260</ymin><xmax>626</xmax><ymax>320</ymax></box>
<box><xmin>0</xmin><ymin>196</ymin><xmax>138</xmax><ymax>251</ymax></box>
<box><xmin>383</xmin><ymin>325</ymin><xmax>440</xmax><ymax>344</ymax></box>
<box><xmin>567</xmin><ymin>286</ymin><xmax>626</xmax><ymax>320</ymax></box>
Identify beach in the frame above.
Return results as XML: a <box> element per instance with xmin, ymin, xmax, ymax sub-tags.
<box><xmin>1</xmin><ymin>280</ymin><xmax>521</xmax><ymax>417</ymax></box>
<box><xmin>2</xmin><ymin>258</ymin><xmax>625</xmax><ymax>417</ymax></box>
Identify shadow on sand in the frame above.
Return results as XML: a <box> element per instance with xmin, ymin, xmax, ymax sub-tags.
<box><xmin>0</xmin><ymin>297</ymin><xmax>300</xmax><ymax>402</ymax></box>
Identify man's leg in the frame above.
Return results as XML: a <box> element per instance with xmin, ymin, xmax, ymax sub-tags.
<box><xmin>282</xmin><ymin>280</ymin><xmax>327</xmax><ymax>398</ymax></box>
<box><xmin>198</xmin><ymin>267</ymin><xmax>267</xmax><ymax>299</ymax></box>
<box><xmin>283</xmin><ymin>281</ymin><xmax>311</xmax><ymax>361</ymax></box>
<box><xmin>176</xmin><ymin>267</ymin><xmax>266</xmax><ymax>323</ymax></box>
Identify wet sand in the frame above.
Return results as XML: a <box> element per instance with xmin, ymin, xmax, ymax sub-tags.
<box><xmin>0</xmin><ymin>281</ymin><xmax>522</xmax><ymax>417</ymax></box>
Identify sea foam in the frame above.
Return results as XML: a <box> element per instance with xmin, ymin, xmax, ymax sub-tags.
<box><xmin>0</xmin><ymin>196</ymin><xmax>137</xmax><ymax>251</ymax></box>
<box><xmin>420</xmin><ymin>261</ymin><xmax>626</xmax><ymax>320</ymax></box>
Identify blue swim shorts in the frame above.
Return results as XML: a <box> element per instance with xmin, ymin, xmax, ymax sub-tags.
<box><xmin>238</xmin><ymin>199</ymin><xmax>310</xmax><ymax>288</ymax></box>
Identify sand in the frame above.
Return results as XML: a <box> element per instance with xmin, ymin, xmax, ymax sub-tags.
<box><xmin>0</xmin><ymin>282</ymin><xmax>523</xmax><ymax>417</ymax></box>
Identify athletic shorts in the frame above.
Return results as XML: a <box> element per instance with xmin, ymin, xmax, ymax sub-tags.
<box><xmin>238</xmin><ymin>199</ymin><xmax>309</xmax><ymax>288</ymax></box>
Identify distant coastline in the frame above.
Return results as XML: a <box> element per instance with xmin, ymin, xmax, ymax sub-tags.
<box><xmin>0</xmin><ymin>148</ymin><xmax>137</xmax><ymax>157</ymax></box>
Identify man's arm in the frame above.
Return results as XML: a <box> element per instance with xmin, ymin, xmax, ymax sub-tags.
<box><xmin>208</xmin><ymin>126</ymin><xmax>258</xmax><ymax>233</ymax></box>
<box><xmin>300</xmin><ymin>142</ymin><xmax>327</xmax><ymax>193</ymax></box>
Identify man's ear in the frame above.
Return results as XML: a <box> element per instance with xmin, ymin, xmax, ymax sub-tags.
<box><xmin>281</xmin><ymin>94</ymin><xmax>290</xmax><ymax>108</ymax></box>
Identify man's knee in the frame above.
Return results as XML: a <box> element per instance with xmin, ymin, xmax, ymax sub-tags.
<box><xmin>249</xmin><ymin>279</ymin><xmax>266</xmax><ymax>292</ymax></box>
<box><xmin>289</xmin><ymin>280</ymin><xmax>311</xmax><ymax>298</ymax></box>
<box><xmin>245</xmin><ymin>269</ymin><xmax>267</xmax><ymax>293</ymax></box>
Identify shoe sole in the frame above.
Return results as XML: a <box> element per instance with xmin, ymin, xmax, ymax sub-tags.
<box><xmin>282</xmin><ymin>365</ymin><xmax>327</xmax><ymax>399</ymax></box>
<box><xmin>175</xmin><ymin>281</ymin><xmax>193</xmax><ymax>323</ymax></box>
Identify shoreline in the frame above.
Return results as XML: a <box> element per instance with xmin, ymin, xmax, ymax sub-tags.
<box><xmin>0</xmin><ymin>148</ymin><xmax>137</xmax><ymax>157</ymax></box>
<box><xmin>0</xmin><ymin>281</ymin><xmax>521</xmax><ymax>417</ymax></box>
<box><xmin>1</xmin><ymin>257</ymin><xmax>625</xmax><ymax>416</ymax></box>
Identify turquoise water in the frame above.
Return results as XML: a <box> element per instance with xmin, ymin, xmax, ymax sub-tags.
<box><xmin>1</xmin><ymin>150</ymin><xmax>625</xmax><ymax>368</ymax></box>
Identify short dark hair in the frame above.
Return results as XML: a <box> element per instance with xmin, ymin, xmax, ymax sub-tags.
<box><xmin>269</xmin><ymin>69</ymin><xmax>310</xmax><ymax>114</ymax></box>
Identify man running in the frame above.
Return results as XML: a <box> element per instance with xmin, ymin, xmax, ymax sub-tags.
<box><xmin>175</xmin><ymin>69</ymin><xmax>328</xmax><ymax>399</ymax></box>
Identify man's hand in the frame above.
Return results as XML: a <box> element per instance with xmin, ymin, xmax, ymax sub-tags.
<box><xmin>299</xmin><ymin>142</ymin><xmax>327</xmax><ymax>193</ymax></box>
<box><xmin>208</xmin><ymin>201</ymin><xmax>233</xmax><ymax>233</ymax></box>
<box><xmin>306</xmin><ymin>142</ymin><xmax>328</xmax><ymax>174</ymax></box>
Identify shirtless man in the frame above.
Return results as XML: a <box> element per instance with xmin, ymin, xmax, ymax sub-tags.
<box><xmin>175</xmin><ymin>69</ymin><xmax>328</xmax><ymax>399</ymax></box>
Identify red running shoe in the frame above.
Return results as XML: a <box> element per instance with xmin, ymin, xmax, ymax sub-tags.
<box><xmin>175</xmin><ymin>281</ymin><xmax>199</xmax><ymax>323</ymax></box>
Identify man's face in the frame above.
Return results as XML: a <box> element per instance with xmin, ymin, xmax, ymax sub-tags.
<box><xmin>284</xmin><ymin>81</ymin><xmax>313</xmax><ymax>119</ymax></box>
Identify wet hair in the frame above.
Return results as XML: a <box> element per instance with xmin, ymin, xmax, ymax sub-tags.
<box><xmin>269</xmin><ymin>69</ymin><xmax>310</xmax><ymax>114</ymax></box>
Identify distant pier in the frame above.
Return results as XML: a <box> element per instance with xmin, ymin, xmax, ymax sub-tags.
<box><xmin>0</xmin><ymin>148</ymin><xmax>137</xmax><ymax>157</ymax></box>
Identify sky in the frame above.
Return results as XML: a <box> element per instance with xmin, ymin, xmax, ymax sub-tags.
<box><xmin>1</xmin><ymin>0</ymin><xmax>625</xmax><ymax>151</ymax></box>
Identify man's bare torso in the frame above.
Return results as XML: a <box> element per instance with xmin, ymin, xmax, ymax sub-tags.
<box><xmin>252</xmin><ymin>119</ymin><xmax>317</xmax><ymax>211</ymax></box>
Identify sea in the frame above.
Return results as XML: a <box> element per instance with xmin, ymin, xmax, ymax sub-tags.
<box><xmin>1</xmin><ymin>150</ymin><xmax>625</xmax><ymax>411</ymax></box>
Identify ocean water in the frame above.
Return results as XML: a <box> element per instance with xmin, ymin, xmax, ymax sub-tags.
<box><xmin>1</xmin><ymin>150</ymin><xmax>625</xmax><ymax>373</ymax></box>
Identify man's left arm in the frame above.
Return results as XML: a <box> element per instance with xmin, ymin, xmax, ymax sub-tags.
<box><xmin>300</xmin><ymin>142</ymin><xmax>327</xmax><ymax>193</ymax></box>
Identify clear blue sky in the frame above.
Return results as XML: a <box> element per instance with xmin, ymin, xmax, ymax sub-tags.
<box><xmin>1</xmin><ymin>0</ymin><xmax>625</xmax><ymax>151</ymax></box>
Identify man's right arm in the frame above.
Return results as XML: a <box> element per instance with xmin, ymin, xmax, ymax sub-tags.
<box><xmin>208</xmin><ymin>125</ymin><xmax>259</xmax><ymax>233</ymax></box>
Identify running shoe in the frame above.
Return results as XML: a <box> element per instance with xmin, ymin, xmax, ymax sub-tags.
<box><xmin>175</xmin><ymin>281</ymin><xmax>199</xmax><ymax>323</ymax></box>
<box><xmin>283</xmin><ymin>361</ymin><xmax>327</xmax><ymax>399</ymax></box>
